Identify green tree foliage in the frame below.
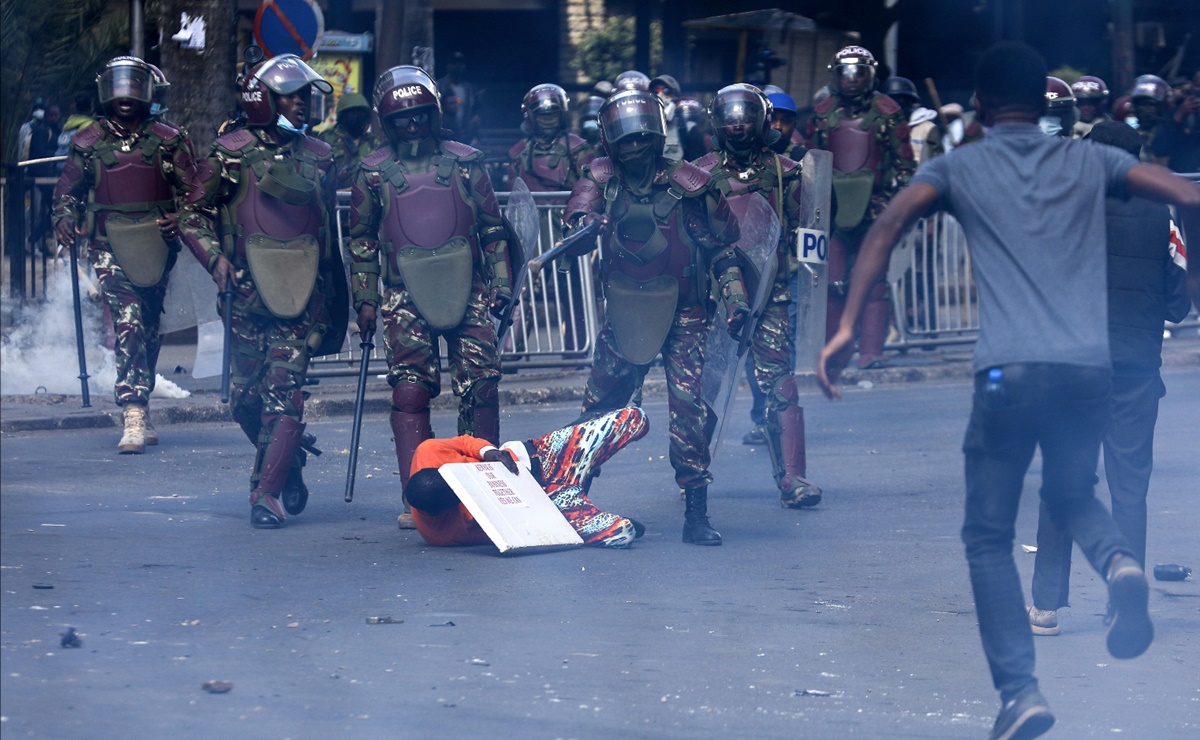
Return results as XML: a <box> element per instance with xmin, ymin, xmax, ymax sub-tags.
<box><xmin>1</xmin><ymin>0</ymin><xmax>160</xmax><ymax>161</ymax></box>
<box><xmin>571</xmin><ymin>15</ymin><xmax>662</xmax><ymax>85</ymax></box>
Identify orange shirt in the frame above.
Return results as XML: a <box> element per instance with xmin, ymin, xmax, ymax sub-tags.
<box><xmin>409</xmin><ymin>436</ymin><xmax>493</xmax><ymax>546</ymax></box>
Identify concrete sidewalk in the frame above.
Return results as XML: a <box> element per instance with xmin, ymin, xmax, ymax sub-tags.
<box><xmin>3</xmin><ymin>335</ymin><xmax>1197</xmax><ymax>435</ymax></box>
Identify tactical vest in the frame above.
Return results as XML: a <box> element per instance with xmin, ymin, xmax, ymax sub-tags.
<box><xmin>696</xmin><ymin>151</ymin><xmax>797</xmax><ymax>281</ymax></box>
<box><xmin>816</xmin><ymin>94</ymin><xmax>891</xmax><ymax>231</ymax></box>
<box><xmin>216</xmin><ymin>129</ymin><xmax>329</xmax><ymax>319</ymax></box>
<box><xmin>362</xmin><ymin>142</ymin><xmax>483</xmax><ymax>330</ymax></box>
<box><xmin>592</xmin><ymin>158</ymin><xmax>711</xmax><ymax>364</ymax></box>
<box><xmin>77</xmin><ymin>121</ymin><xmax>181</xmax><ymax>287</ymax></box>
<box><xmin>510</xmin><ymin>134</ymin><xmax>583</xmax><ymax>192</ymax></box>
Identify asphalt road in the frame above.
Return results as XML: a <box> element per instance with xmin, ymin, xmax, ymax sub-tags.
<box><xmin>2</xmin><ymin>371</ymin><xmax>1197</xmax><ymax>738</ymax></box>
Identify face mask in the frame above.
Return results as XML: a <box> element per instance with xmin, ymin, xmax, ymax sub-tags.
<box><xmin>276</xmin><ymin>114</ymin><xmax>308</xmax><ymax>135</ymax></box>
<box><xmin>661</xmin><ymin>99</ymin><xmax>676</xmax><ymax>121</ymax></box>
<box><xmin>1124</xmin><ymin>116</ymin><xmax>1140</xmax><ymax>130</ymax></box>
<box><xmin>1037</xmin><ymin>117</ymin><xmax>1062</xmax><ymax>137</ymax></box>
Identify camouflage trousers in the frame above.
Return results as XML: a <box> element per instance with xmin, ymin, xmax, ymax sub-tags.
<box><xmin>89</xmin><ymin>245</ymin><xmax>173</xmax><ymax>406</ymax></box>
<box><xmin>582</xmin><ymin>304</ymin><xmax>714</xmax><ymax>491</ymax></box>
<box><xmin>380</xmin><ymin>275</ymin><xmax>501</xmax><ymax>436</ymax></box>
<box><xmin>749</xmin><ymin>283</ymin><xmax>796</xmax><ymax>412</ymax></box>
<box><xmin>225</xmin><ymin>264</ymin><xmax>324</xmax><ymax>482</ymax></box>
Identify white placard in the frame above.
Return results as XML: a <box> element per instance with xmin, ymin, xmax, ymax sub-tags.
<box><xmin>438</xmin><ymin>462</ymin><xmax>583</xmax><ymax>554</ymax></box>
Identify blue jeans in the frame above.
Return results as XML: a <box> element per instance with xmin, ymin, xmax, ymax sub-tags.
<box><xmin>961</xmin><ymin>363</ymin><xmax>1131</xmax><ymax>702</ymax></box>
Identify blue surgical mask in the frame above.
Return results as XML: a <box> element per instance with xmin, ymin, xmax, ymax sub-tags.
<box><xmin>1124</xmin><ymin>116</ymin><xmax>1139</xmax><ymax>130</ymax></box>
<box><xmin>276</xmin><ymin>114</ymin><xmax>308</xmax><ymax>135</ymax></box>
<box><xmin>1037</xmin><ymin>117</ymin><xmax>1063</xmax><ymax>137</ymax></box>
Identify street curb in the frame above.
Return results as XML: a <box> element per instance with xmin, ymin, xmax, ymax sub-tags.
<box><xmin>3</xmin><ymin>348</ymin><xmax>1195</xmax><ymax>435</ymax></box>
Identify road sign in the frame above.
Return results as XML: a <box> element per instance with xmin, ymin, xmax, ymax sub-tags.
<box><xmin>253</xmin><ymin>0</ymin><xmax>325</xmax><ymax>61</ymax></box>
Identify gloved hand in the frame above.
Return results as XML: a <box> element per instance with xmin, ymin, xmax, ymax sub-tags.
<box><xmin>357</xmin><ymin>304</ymin><xmax>377</xmax><ymax>338</ymax></box>
<box><xmin>726</xmin><ymin>302</ymin><xmax>752</xmax><ymax>339</ymax></box>
<box><xmin>488</xmin><ymin>287</ymin><xmax>512</xmax><ymax>321</ymax></box>
<box><xmin>482</xmin><ymin>447</ymin><xmax>519</xmax><ymax>475</ymax></box>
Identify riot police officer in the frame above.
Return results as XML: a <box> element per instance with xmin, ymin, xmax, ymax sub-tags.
<box><xmin>694</xmin><ymin>85</ymin><xmax>822</xmax><ymax>509</ymax></box>
<box><xmin>347</xmin><ymin>66</ymin><xmax>512</xmax><ymax>528</ymax></box>
<box><xmin>1042</xmin><ymin>77</ymin><xmax>1077</xmax><ymax>137</ymax></box>
<box><xmin>1071</xmin><ymin>75</ymin><xmax>1110</xmax><ymax>139</ymax></box>
<box><xmin>53</xmin><ymin>57</ymin><xmax>199</xmax><ymax>455</ymax></box>
<box><xmin>507</xmin><ymin>83</ymin><xmax>595</xmax><ymax>195</ymax></box>
<box><xmin>320</xmin><ymin>92</ymin><xmax>380</xmax><ymax>189</ymax></box>
<box><xmin>563</xmin><ymin>90</ymin><xmax>749</xmax><ymax>545</ymax></box>
<box><xmin>180</xmin><ymin>53</ymin><xmax>343</xmax><ymax>529</ymax></box>
<box><xmin>806</xmin><ymin>46</ymin><xmax>915</xmax><ymax>369</ymax></box>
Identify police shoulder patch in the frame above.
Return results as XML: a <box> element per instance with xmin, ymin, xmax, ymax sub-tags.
<box><xmin>691</xmin><ymin>151</ymin><xmax>720</xmax><ymax>172</ymax></box>
<box><xmin>669</xmin><ymin>160</ymin><xmax>711</xmax><ymax>194</ymax></box>
<box><xmin>873</xmin><ymin>93</ymin><xmax>902</xmax><ymax>116</ymax></box>
<box><xmin>508</xmin><ymin>140</ymin><xmax>527</xmax><ymax>159</ymax></box>
<box><xmin>587</xmin><ymin>157</ymin><xmax>614</xmax><ymax>183</ymax></box>
<box><xmin>215</xmin><ymin>129</ymin><xmax>256</xmax><ymax>154</ymax></box>
<box><xmin>360</xmin><ymin>146</ymin><xmax>393</xmax><ymax>169</ymax></box>
<box><xmin>440</xmin><ymin>139</ymin><xmax>483</xmax><ymax>162</ymax></box>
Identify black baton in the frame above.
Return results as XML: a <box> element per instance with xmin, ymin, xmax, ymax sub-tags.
<box><xmin>68</xmin><ymin>234</ymin><xmax>91</xmax><ymax>408</ymax></box>
<box><xmin>344</xmin><ymin>328</ymin><xmax>375</xmax><ymax>503</ymax></box>
<box><xmin>220</xmin><ymin>287</ymin><xmax>234</xmax><ymax>404</ymax></box>
<box><xmin>527</xmin><ymin>219</ymin><xmax>600</xmax><ymax>274</ymax></box>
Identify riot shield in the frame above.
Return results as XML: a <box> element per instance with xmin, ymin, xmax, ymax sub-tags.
<box><xmin>160</xmin><ymin>250</ymin><xmax>222</xmax><ymax>335</ymax></box>
<box><xmin>701</xmin><ymin>192</ymin><xmax>781</xmax><ymax>458</ymax></box>
<box><xmin>793</xmin><ymin>149</ymin><xmax>832</xmax><ymax>375</ymax></box>
<box><xmin>497</xmin><ymin>178</ymin><xmax>539</xmax><ymax>345</ymax></box>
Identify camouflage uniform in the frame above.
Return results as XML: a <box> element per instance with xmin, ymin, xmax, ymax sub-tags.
<box><xmin>347</xmin><ymin>140</ymin><xmax>509</xmax><ymax>487</ymax></box>
<box><xmin>320</xmin><ymin>124</ymin><xmax>380</xmax><ymax>190</ymax></box>
<box><xmin>564</xmin><ymin>157</ymin><xmax>744</xmax><ymax>492</ymax></box>
<box><xmin>694</xmin><ymin>147</ymin><xmax>822</xmax><ymax>507</ymax></box>
<box><xmin>806</xmin><ymin>90</ymin><xmax>915</xmax><ymax>367</ymax></box>
<box><xmin>52</xmin><ymin>117</ymin><xmax>197</xmax><ymax>407</ymax></box>
<box><xmin>508</xmin><ymin>130</ymin><xmax>597</xmax><ymax>350</ymax></box>
<box><xmin>180</xmin><ymin>127</ymin><xmax>337</xmax><ymax>509</ymax></box>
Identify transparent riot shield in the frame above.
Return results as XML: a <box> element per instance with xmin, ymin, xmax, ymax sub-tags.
<box><xmin>702</xmin><ymin>192</ymin><xmax>781</xmax><ymax>458</ymax></box>
<box><xmin>793</xmin><ymin>149</ymin><xmax>832</xmax><ymax>375</ymax></box>
<box><xmin>497</xmin><ymin>178</ymin><xmax>539</xmax><ymax>345</ymax></box>
<box><xmin>160</xmin><ymin>252</ymin><xmax>222</xmax><ymax>335</ymax></box>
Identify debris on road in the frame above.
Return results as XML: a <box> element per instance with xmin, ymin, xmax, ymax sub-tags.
<box><xmin>32</xmin><ymin>583</ymin><xmax>53</xmax><ymax>590</ymax></box>
<box><xmin>59</xmin><ymin>628</ymin><xmax>82</xmax><ymax>648</ymax></box>
<box><xmin>366</xmin><ymin>616</ymin><xmax>403</xmax><ymax>625</ymax></box>
<box><xmin>202</xmin><ymin>681</ymin><xmax>233</xmax><ymax>694</ymax></box>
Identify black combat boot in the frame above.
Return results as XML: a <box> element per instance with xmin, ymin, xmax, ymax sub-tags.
<box><xmin>682</xmin><ymin>487</ymin><xmax>721</xmax><ymax>546</ymax></box>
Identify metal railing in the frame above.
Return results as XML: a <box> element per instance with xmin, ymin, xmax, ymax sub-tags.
<box><xmin>7</xmin><ymin>163</ymin><xmax>1194</xmax><ymax>372</ymax></box>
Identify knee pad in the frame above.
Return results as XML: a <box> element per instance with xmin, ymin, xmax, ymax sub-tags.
<box><xmin>771</xmin><ymin>376</ymin><xmax>798</xmax><ymax>407</ymax></box>
<box><xmin>468</xmin><ymin>378</ymin><xmax>499</xmax><ymax>406</ymax></box>
<box><xmin>392</xmin><ymin>383</ymin><xmax>431</xmax><ymax>414</ymax></box>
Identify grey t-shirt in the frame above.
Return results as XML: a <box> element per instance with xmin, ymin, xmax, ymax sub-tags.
<box><xmin>911</xmin><ymin>124</ymin><xmax>1137</xmax><ymax>372</ymax></box>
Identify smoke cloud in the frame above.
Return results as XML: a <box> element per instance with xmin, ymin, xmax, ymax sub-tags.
<box><xmin>1</xmin><ymin>264</ymin><xmax>189</xmax><ymax>399</ymax></box>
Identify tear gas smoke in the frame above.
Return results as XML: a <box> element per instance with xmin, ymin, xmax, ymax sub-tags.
<box><xmin>1</xmin><ymin>264</ymin><xmax>189</xmax><ymax>399</ymax></box>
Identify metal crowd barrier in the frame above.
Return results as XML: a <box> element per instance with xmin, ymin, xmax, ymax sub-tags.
<box><xmin>7</xmin><ymin>162</ymin><xmax>1194</xmax><ymax>370</ymax></box>
<box><xmin>888</xmin><ymin>211</ymin><xmax>981</xmax><ymax>348</ymax></box>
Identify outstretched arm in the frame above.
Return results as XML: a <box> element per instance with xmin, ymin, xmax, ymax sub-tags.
<box><xmin>817</xmin><ymin>182</ymin><xmax>940</xmax><ymax>399</ymax></box>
